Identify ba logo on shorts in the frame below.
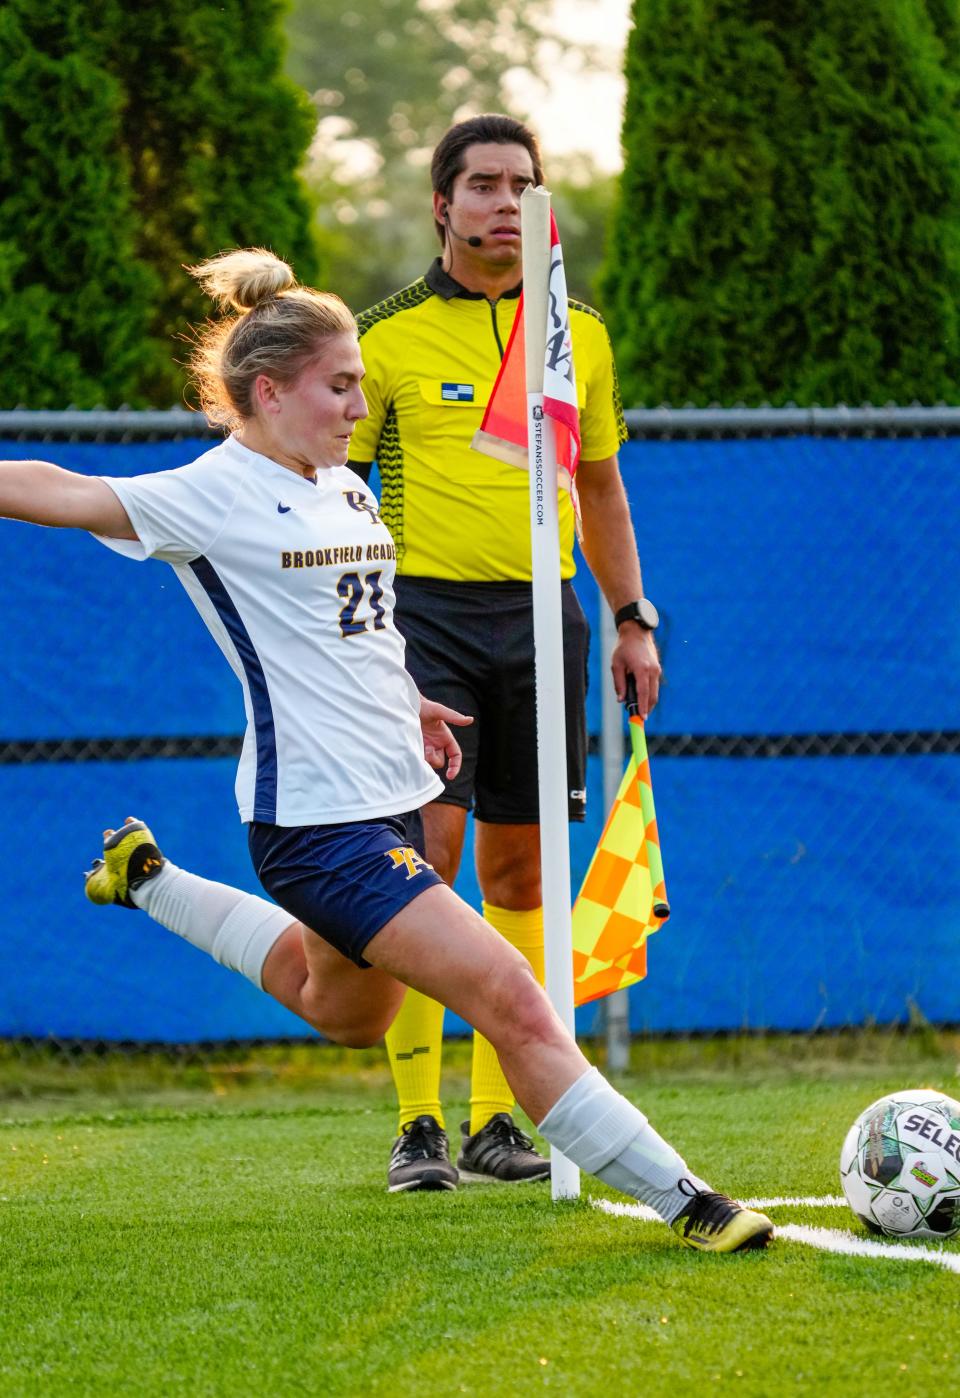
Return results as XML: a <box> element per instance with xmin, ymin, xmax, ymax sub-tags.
<box><xmin>343</xmin><ymin>490</ymin><xmax>381</xmax><ymax>524</ymax></box>
<box><xmin>384</xmin><ymin>846</ymin><xmax>433</xmax><ymax>880</ymax></box>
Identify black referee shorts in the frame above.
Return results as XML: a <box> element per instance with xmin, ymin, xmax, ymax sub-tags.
<box><xmin>393</xmin><ymin>576</ymin><xmax>589</xmax><ymax>823</ymax></box>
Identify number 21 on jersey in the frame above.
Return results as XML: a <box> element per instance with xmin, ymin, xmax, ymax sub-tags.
<box><xmin>337</xmin><ymin>569</ymin><xmax>386</xmax><ymax>637</ymax></box>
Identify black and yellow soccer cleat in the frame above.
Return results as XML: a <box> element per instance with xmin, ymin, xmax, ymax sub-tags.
<box><xmin>671</xmin><ymin>1182</ymin><xmax>774</xmax><ymax>1253</ymax></box>
<box><xmin>84</xmin><ymin>819</ymin><xmax>165</xmax><ymax>909</ymax></box>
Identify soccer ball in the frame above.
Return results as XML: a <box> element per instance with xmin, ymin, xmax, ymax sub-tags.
<box><xmin>840</xmin><ymin>1088</ymin><xmax>960</xmax><ymax>1240</ymax></box>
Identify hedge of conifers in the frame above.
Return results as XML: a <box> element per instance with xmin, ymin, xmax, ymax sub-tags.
<box><xmin>0</xmin><ymin>0</ymin><xmax>317</xmax><ymax>410</ymax></box>
<box><xmin>601</xmin><ymin>1</ymin><xmax>960</xmax><ymax>409</ymax></box>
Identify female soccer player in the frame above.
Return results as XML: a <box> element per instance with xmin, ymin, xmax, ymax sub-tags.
<box><xmin>0</xmin><ymin>249</ymin><xmax>771</xmax><ymax>1252</ymax></box>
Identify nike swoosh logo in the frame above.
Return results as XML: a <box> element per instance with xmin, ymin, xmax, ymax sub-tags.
<box><xmin>277</xmin><ymin>503</ymin><xmax>292</xmax><ymax>514</ymax></box>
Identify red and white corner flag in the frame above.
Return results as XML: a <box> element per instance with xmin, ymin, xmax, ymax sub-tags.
<box><xmin>541</xmin><ymin>210</ymin><xmax>581</xmax><ymax>502</ymax></box>
<box><xmin>472</xmin><ymin>212</ymin><xmax>582</xmax><ymax>524</ymax></box>
<box><xmin>479</xmin><ymin>187</ymin><xmax>581</xmax><ymax>1200</ymax></box>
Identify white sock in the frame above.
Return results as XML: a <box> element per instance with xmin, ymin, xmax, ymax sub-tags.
<box><xmin>537</xmin><ymin>1067</ymin><xmax>711</xmax><ymax>1223</ymax></box>
<box><xmin>131</xmin><ymin>862</ymin><xmax>293</xmax><ymax>990</ymax></box>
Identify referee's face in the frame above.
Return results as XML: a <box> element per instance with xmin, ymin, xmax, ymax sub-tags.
<box><xmin>268</xmin><ymin>333</ymin><xmax>368</xmax><ymax>475</ymax></box>
<box><xmin>442</xmin><ymin>141</ymin><xmax>535</xmax><ymax>269</ymax></box>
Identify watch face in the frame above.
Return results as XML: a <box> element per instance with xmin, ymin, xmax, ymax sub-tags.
<box><xmin>638</xmin><ymin>598</ymin><xmax>659</xmax><ymax>630</ymax></box>
<box><xmin>615</xmin><ymin>598</ymin><xmax>660</xmax><ymax>631</ymax></box>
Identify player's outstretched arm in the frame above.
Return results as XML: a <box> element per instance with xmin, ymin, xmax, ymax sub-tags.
<box><xmin>0</xmin><ymin>459</ymin><xmax>136</xmax><ymax>538</ymax></box>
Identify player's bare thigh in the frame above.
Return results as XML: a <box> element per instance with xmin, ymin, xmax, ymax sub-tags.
<box><xmin>365</xmin><ymin>881</ymin><xmax>583</xmax><ymax>1121</ymax></box>
<box><xmin>262</xmin><ymin>919</ymin><xmax>405</xmax><ymax>1046</ymax></box>
<box><xmin>365</xmin><ymin>883</ymin><xmax>531</xmax><ymax>1026</ymax></box>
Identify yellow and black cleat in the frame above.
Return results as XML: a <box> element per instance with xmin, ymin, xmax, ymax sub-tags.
<box><xmin>84</xmin><ymin>820</ymin><xmax>165</xmax><ymax>909</ymax></box>
<box><xmin>672</xmin><ymin>1184</ymin><xmax>774</xmax><ymax>1253</ymax></box>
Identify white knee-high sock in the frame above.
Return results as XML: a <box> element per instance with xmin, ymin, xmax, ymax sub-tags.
<box><xmin>130</xmin><ymin>863</ymin><xmax>293</xmax><ymax>990</ymax></box>
<box><xmin>537</xmin><ymin>1067</ymin><xmax>711</xmax><ymax>1223</ymax></box>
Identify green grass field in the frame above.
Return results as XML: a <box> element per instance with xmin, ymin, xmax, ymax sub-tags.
<box><xmin>3</xmin><ymin>1036</ymin><xmax>959</xmax><ymax>1396</ymax></box>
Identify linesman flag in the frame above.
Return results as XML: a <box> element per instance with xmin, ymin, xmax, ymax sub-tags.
<box><xmin>571</xmin><ymin>709</ymin><xmax>670</xmax><ymax>1007</ymax></box>
<box><xmin>472</xmin><ymin>212</ymin><xmax>582</xmax><ymax>522</ymax></box>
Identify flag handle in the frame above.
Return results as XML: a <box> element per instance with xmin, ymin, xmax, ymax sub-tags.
<box><xmin>624</xmin><ymin>677</ymin><xmax>670</xmax><ymax>921</ymax></box>
<box><xmin>624</xmin><ymin>673</ymin><xmax>641</xmax><ymax>719</ymax></box>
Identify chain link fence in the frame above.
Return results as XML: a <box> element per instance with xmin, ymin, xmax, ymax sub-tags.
<box><xmin>1</xmin><ymin>409</ymin><xmax>958</xmax><ymax>1077</ymax></box>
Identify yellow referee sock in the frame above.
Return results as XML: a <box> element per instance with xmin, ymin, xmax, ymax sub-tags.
<box><xmin>469</xmin><ymin>903</ymin><xmax>545</xmax><ymax>1136</ymax></box>
<box><xmin>385</xmin><ymin>988</ymin><xmax>445</xmax><ymax>1133</ymax></box>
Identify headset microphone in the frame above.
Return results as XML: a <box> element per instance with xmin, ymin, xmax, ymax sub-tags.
<box><xmin>443</xmin><ymin>208</ymin><xmax>483</xmax><ymax>249</ymax></box>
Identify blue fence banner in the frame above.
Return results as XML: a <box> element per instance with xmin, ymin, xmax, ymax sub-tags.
<box><xmin>1</xmin><ymin>434</ymin><xmax>957</xmax><ymax>1038</ymax></box>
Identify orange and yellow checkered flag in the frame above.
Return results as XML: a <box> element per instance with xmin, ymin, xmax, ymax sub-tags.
<box><xmin>571</xmin><ymin>713</ymin><xmax>670</xmax><ymax>1007</ymax></box>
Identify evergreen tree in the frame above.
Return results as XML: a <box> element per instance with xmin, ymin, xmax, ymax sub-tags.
<box><xmin>0</xmin><ymin>0</ymin><xmax>316</xmax><ymax>408</ymax></box>
<box><xmin>924</xmin><ymin>0</ymin><xmax>960</xmax><ymax>60</ymax></box>
<box><xmin>602</xmin><ymin>1</ymin><xmax>960</xmax><ymax>406</ymax></box>
<box><xmin>0</xmin><ymin>1</ymin><xmax>158</xmax><ymax>408</ymax></box>
<box><xmin>110</xmin><ymin>0</ymin><xmax>318</xmax><ymax>405</ymax></box>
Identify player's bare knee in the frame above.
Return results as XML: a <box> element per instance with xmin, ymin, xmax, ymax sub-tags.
<box><xmin>297</xmin><ymin>983</ymin><xmax>390</xmax><ymax>1047</ymax></box>
<box><xmin>509</xmin><ymin>973</ymin><xmax>560</xmax><ymax>1048</ymax></box>
<box><xmin>483</xmin><ymin>956</ymin><xmax>554</xmax><ymax>1049</ymax></box>
<box><xmin>308</xmin><ymin>1001</ymin><xmax>390</xmax><ymax>1048</ymax></box>
<box><xmin>326</xmin><ymin>1019</ymin><xmax>387</xmax><ymax>1049</ymax></box>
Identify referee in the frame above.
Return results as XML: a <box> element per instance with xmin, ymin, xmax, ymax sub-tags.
<box><xmin>349</xmin><ymin>114</ymin><xmax>661</xmax><ymax>1192</ymax></box>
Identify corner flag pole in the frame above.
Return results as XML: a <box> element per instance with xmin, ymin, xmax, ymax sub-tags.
<box><xmin>521</xmin><ymin>185</ymin><xmax>580</xmax><ymax>1202</ymax></box>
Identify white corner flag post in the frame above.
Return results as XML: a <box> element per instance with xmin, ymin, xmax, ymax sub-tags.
<box><xmin>521</xmin><ymin>185</ymin><xmax>580</xmax><ymax>1202</ymax></box>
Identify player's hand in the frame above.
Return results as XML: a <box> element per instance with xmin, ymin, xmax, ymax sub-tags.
<box><xmin>418</xmin><ymin>696</ymin><xmax>473</xmax><ymax>779</ymax></box>
<box><xmin>611</xmin><ymin>626</ymin><xmax>661</xmax><ymax>718</ymax></box>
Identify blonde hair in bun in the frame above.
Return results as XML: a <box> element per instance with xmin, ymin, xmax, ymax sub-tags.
<box><xmin>185</xmin><ymin>248</ymin><xmax>356</xmax><ymax>430</ymax></box>
<box><xmin>186</xmin><ymin>248</ymin><xmax>296</xmax><ymax>313</ymax></box>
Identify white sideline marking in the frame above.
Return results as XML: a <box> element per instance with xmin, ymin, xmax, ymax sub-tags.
<box><xmin>742</xmin><ymin>1195</ymin><xmax>847</xmax><ymax>1209</ymax></box>
<box><xmin>590</xmin><ymin>1197</ymin><xmax>960</xmax><ymax>1272</ymax></box>
<box><xmin>776</xmin><ymin>1224</ymin><xmax>960</xmax><ymax>1274</ymax></box>
<box><xmin>592</xmin><ymin>1198</ymin><xmax>662</xmax><ymax>1222</ymax></box>
<box><xmin>593</xmin><ymin>1198</ymin><xmax>676</xmax><ymax>1223</ymax></box>
<box><xmin>592</xmin><ymin>1194</ymin><xmax>845</xmax><ymax>1222</ymax></box>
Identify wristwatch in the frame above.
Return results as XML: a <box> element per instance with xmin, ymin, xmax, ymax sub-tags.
<box><xmin>614</xmin><ymin>598</ymin><xmax>659</xmax><ymax>632</ymax></box>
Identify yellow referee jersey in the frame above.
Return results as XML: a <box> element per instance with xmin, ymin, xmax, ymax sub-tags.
<box><xmin>349</xmin><ymin>260</ymin><xmax>627</xmax><ymax>583</ymax></box>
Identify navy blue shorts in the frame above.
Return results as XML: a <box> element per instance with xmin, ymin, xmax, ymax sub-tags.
<box><xmin>247</xmin><ymin>810</ymin><xmax>444</xmax><ymax>967</ymax></box>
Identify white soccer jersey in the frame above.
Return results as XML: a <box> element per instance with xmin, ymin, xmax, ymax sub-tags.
<box><xmin>97</xmin><ymin>436</ymin><xmax>443</xmax><ymax>826</ymax></box>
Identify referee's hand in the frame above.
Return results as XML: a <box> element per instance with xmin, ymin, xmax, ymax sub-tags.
<box><xmin>612</xmin><ymin>628</ymin><xmax>661</xmax><ymax>719</ymax></box>
<box><xmin>419</xmin><ymin>696</ymin><xmax>473</xmax><ymax>779</ymax></box>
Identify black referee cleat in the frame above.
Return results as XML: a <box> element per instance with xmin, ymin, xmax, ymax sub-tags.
<box><xmin>84</xmin><ymin>818</ymin><xmax>165</xmax><ymax>909</ymax></box>
<box><xmin>387</xmin><ymin>1115</ymin><xmax>459</xmax><ymax>1193</ymax></box>
<box><xmin>457</xmin><ymin>1113</ymin><xmax>551</xmax><ymax>1183</ymax></box>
